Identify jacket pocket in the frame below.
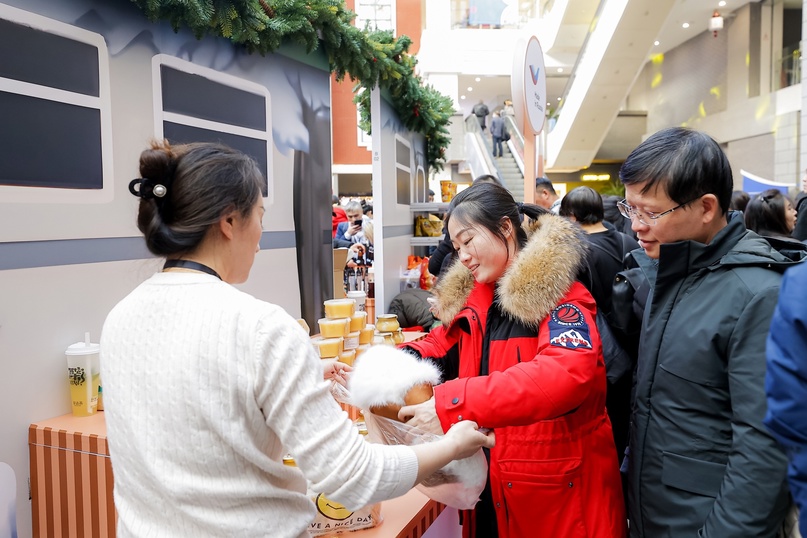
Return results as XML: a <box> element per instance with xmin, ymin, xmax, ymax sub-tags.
<box><xmin>661</xmin><ymin>451</ymin><xmax>725</xmax><ymax>497</ymax></box>
<box><xmin>497</xmin><ymin>458</ymin><xmax>587</xmax><ymax>537</ymax></box>
<box><xmin>658</xmin><ymin>359</ymin><xmax>728</xmax><ymax>389</ymax></box>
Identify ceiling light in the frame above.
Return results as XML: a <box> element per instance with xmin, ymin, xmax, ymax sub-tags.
<box><xmin>557</xmin><ymin>68</ymin><xmax>563</xmax><ymax>73</ymax></box>
<box><xmin>718</xmin><ymin>0</ymin><xmax>726</xmax><ymax>6</ymax></box>
<box><xmin>557</xmin><ymin>97</ymin><xmax>561</xmax><ymax>101</ymax></box>
<box><xmin>475</xmin><ymin>77</ymin><xmax>481</xmax><ymax>82</ymax></box>
<box><xmin>654</xmin><ymin>40</ymin><xmax>660</xmax><ymax>46</ymax></box>
<box><xmin>682</xmin><ymin>22</ymin><xmax>690</xmax><ymax>29</ymax></box>
<box><xmin>467</xmin><ymin>86</ymin><xmax>473</xmax><ymax>91</ymax></box>
<box><xmin>460</xmin><ymin>95</ymin><xmax>466</xmax><ymax>100</ymax></box>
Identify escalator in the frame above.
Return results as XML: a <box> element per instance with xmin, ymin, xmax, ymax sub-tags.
<box><xmin>463</xmin><ymin>115</ymin><xmax>526</xmax><ymax>201</ymax></box>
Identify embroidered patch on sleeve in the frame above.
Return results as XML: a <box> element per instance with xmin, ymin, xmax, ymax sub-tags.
<box><xmin>548</xmin><ymin>303</ymin><xmax>592</xmax><ymax>349</ymax></box>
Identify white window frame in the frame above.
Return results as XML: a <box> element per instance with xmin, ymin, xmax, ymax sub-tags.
<box><xmin>152</xmin><ymin>54</ymin><xmax>274</xmax><ymax>204</ymax></box>
<box><xmin>415</xmin><ymin>148</ymin><xmax>426</xmax><ymax>204</ymax></box>
<box><xmin>395</xmin><ymin>133</ymin><xmax>413</xmax><ymax>205</ymax></box>
<box><xmin>354</xmin><ymin>0</ymin><xmax>396</xmax><ymax>33</ymax></box>
<box><xmin>357</xmin><ymin>106</ymin><xmax>372</xmax><ymax>149</ymax></box>
<box><xmin>0</xmin><ymin>4</ymin><xmax>113</xmax><ymax>204</ymax></box>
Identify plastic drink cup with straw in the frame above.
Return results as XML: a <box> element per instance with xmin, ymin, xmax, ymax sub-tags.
<box><xmin>65</xmin><ymin>332</ymin><xmax>100</xmax><ymax>417</ymax></box>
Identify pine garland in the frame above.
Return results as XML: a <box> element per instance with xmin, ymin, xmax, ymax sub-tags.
<box><xmin>131</xmin><ymin>0</ymin><xmax>454</xmax><ymax>171</ymax></box>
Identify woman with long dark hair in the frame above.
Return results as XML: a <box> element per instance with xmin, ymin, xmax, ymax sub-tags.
<box><xmin>400</xmin><ymin>182</ymin><xmax>626</xmax><ymax>537</ymax></box>
<box><xmin>744</xmin><ymin>189</ymin><xmax>805</xmax><ymax>261</ymax></box>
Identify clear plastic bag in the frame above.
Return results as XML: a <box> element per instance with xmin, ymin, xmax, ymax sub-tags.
<box><xmin>331</xmin><ymin>381</ymin><xmax>488</xmax><ymax>510</ymax></box>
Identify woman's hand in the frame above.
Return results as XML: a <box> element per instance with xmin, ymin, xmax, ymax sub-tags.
<box><xmin>322</xmin><ymin>360</ymin><xmax>352</xmax><ymax>387</ymax></box>
<box><xmin>444</xmin><ymin>421</ymin><xmax>495</xmax><ymax>459</ymax></box>
<box><xmin>398</xmin><ymin>397</ymin><xmax>443</xmax><ymax>435</ymax></box>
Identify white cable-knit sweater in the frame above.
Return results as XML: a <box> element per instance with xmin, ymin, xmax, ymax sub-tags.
<box><xmin>100</xmin><ymin>272</ymin><xmax>418</xmax><ymax>537</ymax></box>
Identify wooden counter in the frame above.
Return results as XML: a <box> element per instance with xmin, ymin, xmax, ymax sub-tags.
<box><xmin>351</xmin><ymin>488</ymin><xmax>445</xmax><ymax>538</ymax></box>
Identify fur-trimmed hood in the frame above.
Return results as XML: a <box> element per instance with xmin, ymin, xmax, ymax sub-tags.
<box><xmin>431</xmin><ymin>214</ymin><xmax>587</xmax><ymax>328</ymax></box>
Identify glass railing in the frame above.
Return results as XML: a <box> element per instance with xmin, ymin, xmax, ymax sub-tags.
<box><xmin>773</xmin><ymin>44</ymin><xmax>801</xmax><ymax>91</ymax></box>
<box><xmin>464</xmin><ymin>114</ymin><xmax>499</xmax><ymax>179</ymax></box>
<box><xmin>503</xmin><ymin>115</ymin><xmax>525</xmax><ymax>176</ymax></box>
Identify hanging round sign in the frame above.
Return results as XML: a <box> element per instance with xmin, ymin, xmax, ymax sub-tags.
<box><xmin>512</xmin><ymin>36</ymin><xmax>547</xmax><ymax>136</ymax></box>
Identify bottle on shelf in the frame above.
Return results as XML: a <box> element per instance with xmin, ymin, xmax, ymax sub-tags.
<box><xmin>365</xmin><ymin>267</ymin><xmax>375</xmax><ymax>324</ymax></box>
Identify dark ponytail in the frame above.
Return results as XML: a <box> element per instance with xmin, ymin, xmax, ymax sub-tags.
<box><xmin>131</xmin><ymin>140</ymin><xmax>264</xmax><ymax>257</ymax></box>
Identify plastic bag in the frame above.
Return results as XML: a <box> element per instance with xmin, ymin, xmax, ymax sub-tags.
<box><xmin>334</xmin><ymin>364</ymin><xmax>488</xmax><ymax>510</ymax></box>
<box><xmin>363</xmin><ymin>411</ymin><xmax>487</xmax><ymax>510</ymax></box>
<box><xmin>414</xmin><ymin>216</ymin><xmax>445</xmax><ymax>238</ymax></box>
<box><xmin>419</xmin><ymin>257</ymin><xmax>434</xmax><ymax>290</ymax></box>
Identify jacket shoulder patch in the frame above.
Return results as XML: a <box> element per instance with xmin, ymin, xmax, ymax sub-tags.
<box><xmin>548</xmin><ymin>303</ymin><xmax>592</xmax><ymax>349</ymax></box>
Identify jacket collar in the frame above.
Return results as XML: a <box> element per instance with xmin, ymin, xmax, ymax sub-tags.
<box><xmin>432</xmin><ymin>214</ymin><xmax>587</xmax><ymax>328</ymax></box>
<box><xmin>657</xmin><ymin>211</ymin><xmax>797</xmax><ymax>277</ymax></box>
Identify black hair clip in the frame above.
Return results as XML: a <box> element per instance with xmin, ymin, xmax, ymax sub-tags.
<box><xmin>129</xmin><ymin>177</ymin><xmax>168</xmax><ymax>199</ymax></box>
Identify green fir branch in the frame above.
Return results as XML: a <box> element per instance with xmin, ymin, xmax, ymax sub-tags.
<box><xmin>130</xmin><ymin>0</ymin><xmax>454</xmax><ymax>170</ymax></box>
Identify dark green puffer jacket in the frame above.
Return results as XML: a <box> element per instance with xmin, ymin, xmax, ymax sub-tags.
<box><xmin>628</xmin><ymin>212</ymin><xmax>801</xmax><ymax>537</ymax></box>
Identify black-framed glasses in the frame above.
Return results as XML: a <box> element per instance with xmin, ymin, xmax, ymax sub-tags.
<box><xmin>617</xmin><ymin>199</ymin><xmax>692</xmax><ymax>226</ymax></box>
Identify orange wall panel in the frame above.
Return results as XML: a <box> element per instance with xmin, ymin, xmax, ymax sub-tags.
<box><xmin>332</xmin><ymin>0</ymin><xmax>423</xmax><ymax>166</ymax></box>
<box><xmin>397</xmin><ymin>0</ymin><xmax>422</xmax><ymax>55</ymax></box>
<box><xmin>332</xmin><ymin>76</ymin><xmax>371</xmax><ymax>165</ymax></box>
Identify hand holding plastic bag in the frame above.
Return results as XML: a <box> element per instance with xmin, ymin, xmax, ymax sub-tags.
<box><xmin>341</xmin><ymin>346</ymin><xmax>489</xmax><ymax>510</ymax></box>
<box><xmin>362</xmin><ymin>410</ymin><xmax>488</xmax><ymax>509</ymax></box>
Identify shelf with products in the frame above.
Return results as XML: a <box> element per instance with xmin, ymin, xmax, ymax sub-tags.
<box><xmin>409</xmin><ymin>202</ymin><xmax>449</xmax><ymax>214</ymax></box>
<box><xmin>410</xmin><ymin>236</ymin><xmax>444</xmax><ymax>247</ymax></box>
<box><xmin>410</xmin><ymin>202</ymin><xmax>447</xmax><ymax>248</ymax></box>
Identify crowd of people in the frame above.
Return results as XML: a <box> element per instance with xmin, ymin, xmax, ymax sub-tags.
<box><xmin>473</xmin><ymin>99</ymin><xmax>515</xmax><ymax>160</ymax></box>
<box><xmin>101</xmin><ymin>127</ymin><xmax>807</xmax><ymax>538</ymax></box>
<box><xmin>397</xmin><ymin>126</ymin><xmax>807</xmax><ymax>537</ymax></box>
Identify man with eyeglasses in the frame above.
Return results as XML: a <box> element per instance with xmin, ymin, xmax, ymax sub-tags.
<box><xmin>620</xmin><ymin>127</ymin><xmax>798</xmax><ymax>537</ymax></box>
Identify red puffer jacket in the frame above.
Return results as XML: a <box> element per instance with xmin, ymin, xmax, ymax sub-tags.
<box><xmin>405</xmin><ymin>215</ymin><xmax>626</xmax><ymax>538</ymax></box>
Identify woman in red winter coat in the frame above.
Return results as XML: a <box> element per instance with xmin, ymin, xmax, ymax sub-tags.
<box><xmin>400</xmin><ymin>183</ymin><xmax>626</xmax><ymax>538</ymax></box>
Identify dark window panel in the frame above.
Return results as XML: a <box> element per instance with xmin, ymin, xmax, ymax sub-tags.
<box><xmin>163</xmin><ymin>121</ymin><xmax>269</xmax><ymax>197</ymax></box>
<box><xmin>0</xmin><ymin>18</ymin><xmax>100</xmax><ymax>97</ymax></box>
<box><xmin>396</xmin><ymin>166</ymin><xmax>410</xmax><ymax>205</ymax></box>
<box><xmin>161</xmin><ymin>66</ymin><xmax>267</xmax><ymax>131</ymax></box>
<box><xmin>396</xmin><ymin>139</ymin><xmax>410</xmax><ymax>166</ymax></box>
<box><xmin>0</xmin><ymin>91</ymin><xmax>102</xmax><ymax>189</ymax></box>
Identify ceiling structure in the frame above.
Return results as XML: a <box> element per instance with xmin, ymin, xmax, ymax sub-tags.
<box><xmin>453</xmin><ymin>0</ymin><xmax>800</xmax><ymax>169</ymax></box>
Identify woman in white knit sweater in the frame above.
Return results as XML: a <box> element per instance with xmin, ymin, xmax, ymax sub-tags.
<box><xmin>101</xmin><ymin>141</ymin><xmax>494</xmax><ymax>537</ymax></box>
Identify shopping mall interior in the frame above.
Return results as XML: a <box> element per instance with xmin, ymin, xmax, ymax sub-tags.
<box><xmin>1</xmin><ymin>1</ymin><xmax>805</xmax><ymax>536</ymax></box>
<box><xmin>333</xmin><ymin>0</ymin><xmax>805</xmax><ymax>202</ymax></box>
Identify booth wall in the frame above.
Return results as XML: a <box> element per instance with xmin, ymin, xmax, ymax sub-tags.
<box><xmin>0</xmin><ymin>1</ymin><xmax>332</xmax><ymax>535</ymax></box>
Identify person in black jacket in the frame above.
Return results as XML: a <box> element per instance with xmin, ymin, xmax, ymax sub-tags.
<box><xmin>559</xmin><ymin>186</ymin><xmax>639</xmax><ymax>461</ymax></box>
<box><xmin>621</xmin><ymin>127</ymin><xmax>796</xmax><ymax>537</ymax></box>
<box><xmin>472</xmin><ymin>100</ymin><xmax>489</xmax><ymax>131</ymax></box>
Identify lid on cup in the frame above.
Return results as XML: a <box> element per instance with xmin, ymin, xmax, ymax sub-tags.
<box><xmin>65</xmin><ymin>332</ymin><xmax>100</xmax><ymax>355</ymax></box>
<box><xmin>65</xmin><ymin>342</ymin><xmax>100</xmax><ymax>355</ymax></box>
